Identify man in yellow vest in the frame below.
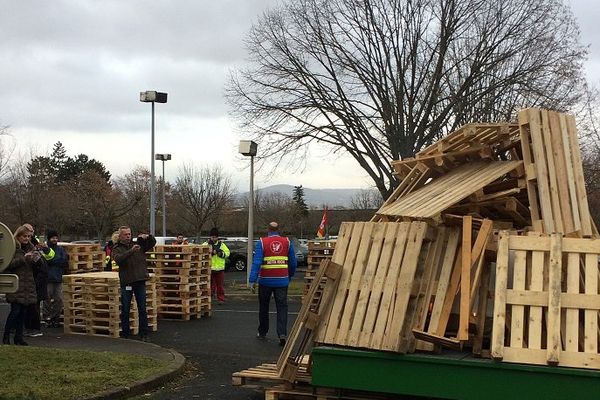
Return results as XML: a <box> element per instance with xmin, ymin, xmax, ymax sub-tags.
<box><xmin>204</xmin><ymin>228</ymin><xmax>230</xmax><ymax>304</ymax></box>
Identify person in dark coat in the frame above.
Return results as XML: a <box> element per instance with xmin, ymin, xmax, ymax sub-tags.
<box><xmin>42</xmin><ymin>229</ymin><xmax>69</xmax><ymax>328</ymax></box>
<box><xmin>3</xmin><ymin>225</ymin><xmax>41</xmax><ymax>345</ymax></box>
<box><xmin>22</xmin><ymin>223</ymin><xmax>50</xmax><ymax>336</ymax></box>
<box><xmin>112</xmin><ymin>226</ymin><xmax>156</xmax><ymax>341</ymax></box>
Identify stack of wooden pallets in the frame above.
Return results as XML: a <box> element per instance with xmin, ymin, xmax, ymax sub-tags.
<box><xmin>62</xmin><ymin>272</ymin><xmax>158</xmax><ymax>337</ymax></box>
<box><xmin>147</xmin><ymin>244</ymin><xmax>212</xmax><ymax>320</ymax></box>
<box><xmin>233</xmin><ymin>108</ymin><xmax>600</xmax><ymax>399</ymax></box>
<box><xmin>62</xmin><ymin>243</ymin><xmax>105</xmax><ymax>273</ymax></box>
<box><xmin>303</xmin><ymin>240</ymin><xmax>336</xmax><ymax>295</ymax></box>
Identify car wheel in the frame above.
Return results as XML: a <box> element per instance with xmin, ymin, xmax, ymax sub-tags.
<box><xmin>233</xmin><ymin>256</ymin><xmax>247</xmax><ymax>271</ymax></box>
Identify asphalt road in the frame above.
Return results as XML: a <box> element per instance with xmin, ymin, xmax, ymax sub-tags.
<box><xmin>137</xmin><ymin>296</ymin><xmax>300</xmax><ymax>399</ymax></box>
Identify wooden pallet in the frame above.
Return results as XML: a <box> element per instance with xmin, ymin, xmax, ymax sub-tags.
<box><xmin>492</xmin><ymin>232</ymin><xmax>600</xmax><ymax>369</ymax></box>
<box><xmin>416</xmin><ymin>123</ymin><xmax>520</xmax><ymax>158</ymax></box>
<box><xmin>62</xmin><ymin>272</ymin><xmax>158</xmax><ymax>337</ymax></box>
<box><xmin>314</xmin><ymin>221</ymin><xmax>432</xmax><ymax>353</ymax></box>
<box><xmin>375</xmin><ymin>161</ymin><xmax>522</xmax><ymax>221</ymax></box>
<box><xmin>232</xmin><ymin>363</ymin><xmax>311</xmax><ymax>388</ymax></box>
<box><xmin>518</xmin><ymin>108</ymin><xmax>594</xmax><ymax>237</ymax></box>
<box><xmin>278</xmin><ymin>259</ymin><xmax>342</xmax><ymax>382</ymax></box>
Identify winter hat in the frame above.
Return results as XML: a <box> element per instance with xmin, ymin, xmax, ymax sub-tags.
<box><xmin>209</xmin><ymin>227</ymin><xmax>219</xmax><ymax>237</ymax></box>
<box><xmin>46</xmin><ymin>229</ymin><xmax>59</xmax><ymax>240</ymax></box>
<box><xmin>268</xmin><ymin>221</ymin><xmax>279</xmax><ymax>231</ymax></box>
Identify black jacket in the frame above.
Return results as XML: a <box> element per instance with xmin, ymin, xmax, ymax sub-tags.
<box><xmin>113</xmin><ymin>235</ymin><xmax>156</xmax><ymax>285</ymax></box>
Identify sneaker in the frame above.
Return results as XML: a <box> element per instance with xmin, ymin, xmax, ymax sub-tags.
<box><xmin>256</xmin><ymin>333</ymin><xmax>266</xmax><ymax>340</ymax></box>
<box><xmin>139</xmin><ymin>334</ymin><xmax>150</xmax><ymax>342</ymax></box>
<box><xmin>279</xmin><ymin>338</ymin><xmax>286</xmax><ymax>346</ymax></box>
<box><xmin>28</xmin><ymin>331</ymin><xmax>43</xmax><ymax>337</ymax></box>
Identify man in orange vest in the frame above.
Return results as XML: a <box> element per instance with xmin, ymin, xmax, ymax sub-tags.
<box><xmin>249</xmin><ymin>221</ymin><xmax>297</xmax><ymax>346</ymax></box>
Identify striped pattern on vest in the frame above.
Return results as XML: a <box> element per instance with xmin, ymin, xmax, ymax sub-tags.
<box><xmin>259</xmin><ymin>236</ymin><xmax>290</xmax><ymax>280</ymax></box>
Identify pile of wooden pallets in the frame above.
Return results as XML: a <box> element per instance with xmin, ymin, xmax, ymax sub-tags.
<box><xmin>62</xmin><ymin>243</ymin><xmax>104</xmax><ymax>273</ymax></box>
<box><xmin>147</xmin><ymin>244</ymin><xmax>212</xmax><ymax>320</ymax></box>
<box><xmin>303</xmin><ymin>240</ymin><xmax>336</xmax><ymax>295</ymax></box>
<box><xmin>233</xmin><ymin>108</ymin><xmax>600</xmax><ymax>399</ymax></box>
<box><xmin>62</xmin><ymin>272</ymin><xmax>158</xmax><ymax>337</ymax></box>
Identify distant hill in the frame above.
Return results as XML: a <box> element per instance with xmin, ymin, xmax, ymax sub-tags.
<box><xmin>239</xmin><ymin>184</ymin><xmax>364</xmax><ymax>208</ymax></box>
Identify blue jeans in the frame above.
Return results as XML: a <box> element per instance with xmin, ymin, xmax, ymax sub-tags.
<box><xmin>258</xmin><ymin>285</ymin><xmax>288</xmax><ymax>338</ymax></box>
<box><xmin>4</xmin><ymin>302</ymin><xmax>27</xmax><ymax>341</ymax></box>
<box><xmin>120</xmin><ymin>280</ymin><xmax>148</xmax><ymax>337</ymax></box>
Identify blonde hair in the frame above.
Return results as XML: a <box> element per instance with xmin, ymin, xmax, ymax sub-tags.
<box><xmin>111</xmin><ymin>230</ymin><xmax>120</xmax><ymax>243</ymax></box>
<box><xmin>13</xmin><ymin>225</ymin><xmax>32</xmax><ymax>249</ymax></box>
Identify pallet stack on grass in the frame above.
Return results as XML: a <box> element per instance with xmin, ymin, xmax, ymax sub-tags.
<box><xmin>147</xmin><ymin>244</ymin><xmax>212</xmax><ymax>320</ymax></box>
<box><xmin>61</xmin><ymin>243</ymin><xmax>104</xmax><ymax>273</ymax></box>
<box><xmin>233</xmin><ymin>108</ymin><xmax>600</xmax><ymax>399</ymax></box>
<box><xmin>62</xmin><ymin>271</ymin><xmax>158</xmax><ymax>337</ymax></box>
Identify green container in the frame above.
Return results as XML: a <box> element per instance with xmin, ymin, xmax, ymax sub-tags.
<box><xmin>312</xmin><ymin>346</ymin><xmax>600</xmax><ymax>399</ymax></box>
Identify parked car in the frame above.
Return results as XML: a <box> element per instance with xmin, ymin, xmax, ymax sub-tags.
<box><xmin>222</xmin><ymin>239</ymin><xmax>249</xmax><ymax>272</ymax></box>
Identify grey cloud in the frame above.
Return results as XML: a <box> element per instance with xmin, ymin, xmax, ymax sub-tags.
<box><xmin>0</xmin><ymin>0</ymin><xmax>277</xmax><ymax>132</ymax></box>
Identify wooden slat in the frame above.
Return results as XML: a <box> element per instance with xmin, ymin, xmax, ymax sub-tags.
<box><xmin>358</xmin><ymin>223</ymin><xmax>400</xmax><ymax>348</ymax></box>
<box><xmin>509</xmin><ymin>249</ymin><xmax>527</xmax><ymax>349</ymax></box>
<box><xmin>549</xmin><ymin>111</ymin><xmax>575</xmax><ymax>234</ymax></box>
<box><xmin>565</xmin><ymin>253</ymin><xmax>580</xmax><ymax>353</ymax></box>
<box><xmin>517</xmin><ymin>110</ymin><xmax>542</xmax><ymax>226</ymax></box>
<box><xmin>345</xmin><ymin>223</ymin><xmax>387</xmax><ymax>346</ymax></box>
<box><xmin>566</xmin><ymin>114</ymin><xmax>593</xmax><ymax>236</ymax></box>
<box><xmin>559</xmin><ymin>113</ymin><xmax>582</xmax><ymax>234</ymax></box>
<box><xmin>491</xmin><ymin>230</ymin><xmax>510</xmax><ymax>360</ymax></box>
<box><xmin>528</xmin><ymin>233</ymin><xmax>544</xmax><ymax>350</ymax></box>
<box><xmin>382</xmin><ymin>222</ymin><xmax>428</xmax><ymax>352</ymax></box>
<box><xmin>546</xmin><ymin>233</ymin><xmax>562</xmax><ymax>364</ymax></box>
<box><xmin>584</xmin><ymin>253</ymin><xmax>598</xmax><ymax>353</ymax></box>
<box><xmin>369</xmin><ymin>223</ymin><xmax>410</xmax><ymax>349</ymax></box>
<box><xmin>540</xmin><ymin>110</ymin><xmax>564</xmax><ymax>233</ymax></box>
<box><xmin>459</xmin><ymin>216</ymin><xmax>472</xmax><ymax>341</ymax></box>
<box><xmin>427</xmin><ymin>228</ymin><xmax>460</xmax><ymax>334</ymax></box>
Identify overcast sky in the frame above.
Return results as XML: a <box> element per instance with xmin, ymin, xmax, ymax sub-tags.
<box><xmin>0</xmin><ymin>0</ymin><xmax>598</xmax><ymax>191</ymax></box>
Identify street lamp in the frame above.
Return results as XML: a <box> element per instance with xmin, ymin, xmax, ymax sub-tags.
<box><xmin>239</xmin><ymin>140</ymin><xmax>258</xmax><ymax>287</ymax></box>
<box><xmin>140</xmin><ymin>90</ymin><xmax>168</xmax><ymax>236</ymax></box>
<box><xmin>155</xmin><ymin>153</ymin><xmax>172</xmax><ymax>237</ymax></box>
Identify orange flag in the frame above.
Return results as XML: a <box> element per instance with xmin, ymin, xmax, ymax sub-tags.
<box><xmin>317</xmin><ymin>207</ymin><xmax>328</xmax><ymax>239</ymax></box>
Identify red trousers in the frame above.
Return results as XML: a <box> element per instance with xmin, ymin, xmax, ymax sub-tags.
<box><xmin>211</xmin><ymin>270</ymin><xmax>225</xmax><ymax>302</ymax></box>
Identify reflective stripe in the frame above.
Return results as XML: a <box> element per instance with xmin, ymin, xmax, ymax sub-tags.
<box><xmin>261</xmin><ymin>264</ymin><xmax>288</xmax><ymax>269</ymax></box>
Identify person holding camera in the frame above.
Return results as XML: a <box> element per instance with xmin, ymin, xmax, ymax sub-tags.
<box><xmin>112</xmin><ymin>226</ymin><xmax>156</xmax><ymax>341</ymax></box>
<box><xmin>203</xmin><ymin>228</ymin><xmax>229</xmax><ymax>304</ymax></box>
<box><xmin>3</xmin><ymin>225</ymin><xmax>44</xmax><ymax>345</ymax></box>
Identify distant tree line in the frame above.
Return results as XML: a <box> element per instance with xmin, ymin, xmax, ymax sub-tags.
<box><xmin>0</xmin><ymin>141</ymin><xmax>376</xmax><ymax>241</ymax></box>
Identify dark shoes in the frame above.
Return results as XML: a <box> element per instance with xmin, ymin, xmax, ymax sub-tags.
<box><xmin>2</xmin><ymin>335</ymin><xmax>9</xmax><ymax>345</ymax></box>
<box><xmin>256</xmin><ymin>333</ymin><xmax>266</xmax><ymax>340</ymax></box>
<box><xmin>140</xmin><ymin>335</ymin><xmax>150</xmax><ymax>342</ymax></box>
<box><xmin>279</xmin><ymin>337</ymin><xmax>286</xmax><ymax>347</ymax></box>
<box><xmin>14</xmin><ymin>338</ymin><xmax>28</xmax><ymax>346</ymax></box>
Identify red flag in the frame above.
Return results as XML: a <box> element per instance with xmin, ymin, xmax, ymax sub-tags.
<box><xmin>317</xmin><ymin>207</ymin><xmax>328</xmax><ymax>239</ymax></box>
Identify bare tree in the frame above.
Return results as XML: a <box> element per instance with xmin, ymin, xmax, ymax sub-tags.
<box><xmin>350</xmin><ymin>188</ymin><xmax>384</xmax><ymax>210</ymax></box>
<box><xmin>173</xmin><ymin>164</ymin><xmax>235</xmax><ymax>236</ymax></box>
<box><xmin>0</xmin><ymin>125</ymin><xmax>15</xmax><ymax>181</ymax></box>
<box><xmin>253</xmin><ymin>190</ymin><xmax>296</xmax><ymax>230</ymax></box>
<box><xmin>227</xmin><ymin>0</ymin><xmax>587</xmax><ymax>198</ymax></box>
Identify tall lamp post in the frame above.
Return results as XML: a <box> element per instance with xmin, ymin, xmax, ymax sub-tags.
<box><xmin>239</xmin><ymin>140</ymin><xmax>258</xmax><ymax>287</ymax></box>
<box><xmin>155</xmin><ymin>153</ymin><xmax>172</xmax><ymax>237</ymax></box>
<box><xmin>140</xmin><ymin>90</ymin><xmax>168</xmax><ymax>236</ymax></box>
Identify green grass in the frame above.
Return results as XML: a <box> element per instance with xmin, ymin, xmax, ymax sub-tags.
<box><xmin>0</xmin><ymin>346</ymin><xmax>167</xmax><ymax>400</ymax></box>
